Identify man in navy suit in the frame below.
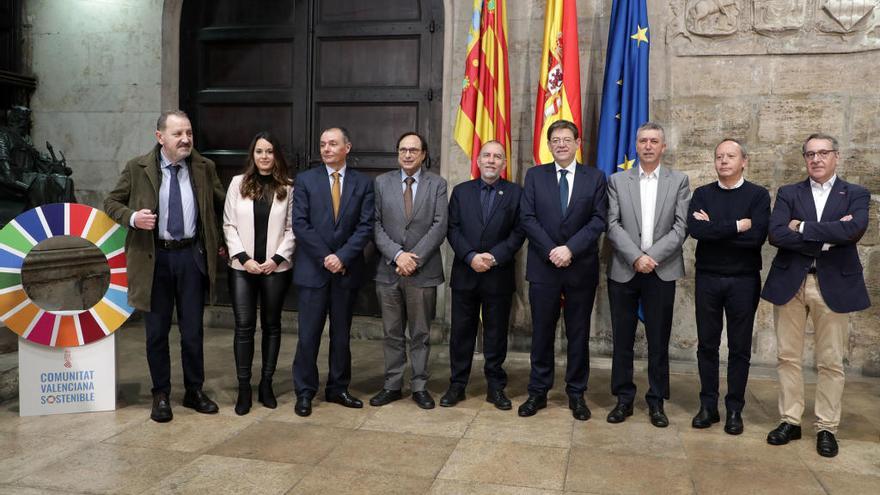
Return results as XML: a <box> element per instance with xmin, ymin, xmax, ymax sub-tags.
<box><xmin>291</xmin><ymin>127</ymin><xmax>374</xmax><ymax>417</ymax></box>
<box><xmin>442</xmin><ymin>141</ymin><xmax>525</xmax><ymax>410</ymax></box>
<box><xmin>518</xmin><ymin>120</ymin><xmax>608</xmax><ymax>420</ymax></box>
<box><xmin>762</xmin><ymin>133</ymin><xmax>870</xmax><ymax>458</ymax></box>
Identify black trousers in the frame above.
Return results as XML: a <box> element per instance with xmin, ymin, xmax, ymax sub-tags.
<box><xmin>449</xmin><ymin>287</ymin><xmax>512</xmax><ymax>391</ymax></box>
<box><xmin>228</xmin><ymin>268</ymin><xmax>291</xmax><ymax>384</ymax></box>
<box><xmin>608</xmin><ymin>273</ymin><xmax>676</xmax><ymax>407</ymax></box>
<box><xmin>527</xmin><ymin>281</ymin><xmax>597</xmax><ymax>397</ymax></box>
<box><xmin>695</xmin><ymin>271</ymin><xmax>760</xmax><ymax>412</ymax></box>
<box><xmin>292</xmin><ymin>279</ymin><xmax>356</xmax><ymax>398</ymax></box>
<box><xmin>144</xmin><ymin>247</ymin><xmax>206</xmax><ymax>395</ymax></box>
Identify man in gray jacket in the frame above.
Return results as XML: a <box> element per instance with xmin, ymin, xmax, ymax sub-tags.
<box><xmin>370</xmin><ymin>132</ymin><xmax>448</xmax><ymax>409</ymax></box>
<box><xmin>605</xmin><ymin>122</ymin><xmax>690</xmax><ymax>428</ymax></box>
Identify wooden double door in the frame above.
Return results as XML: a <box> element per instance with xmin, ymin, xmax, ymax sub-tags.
<box><xmin>180</xmin><ymin>0</ymin><xmax>444</xmax><ymax>314</ymax></box>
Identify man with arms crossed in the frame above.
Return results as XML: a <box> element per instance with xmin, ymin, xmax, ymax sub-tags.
<box><xmin>687</xmin><ymin>138</ymin><xmax>770</xmax><ymax>435</ymax></box>
<box><xmin>443</xmin><ymin>140</ymin><xmax>524</xmax><ymax>409</ymax></box>
<box><xmin>605</xmin><ymin>121</ymin><xmax>690</xmax><ymax>428</ymax></box>
<box><xmin>762</xmin><ymin>133</ymin><xmax>870</xmax><ymax>457</ymax></box>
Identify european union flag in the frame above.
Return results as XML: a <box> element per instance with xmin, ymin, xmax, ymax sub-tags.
<box><xmin>595</xmin><ymin>0</ymin><xmax>649</xmax><ymax>177</ymax></box>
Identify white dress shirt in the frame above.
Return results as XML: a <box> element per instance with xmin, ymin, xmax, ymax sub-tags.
<box><xmin>639</xmin><ymin>165</ymin><xmax>660</xmax><ymax>250</ymax></box>
<box><xmin>555</xmin><ymin>162</ymin><xmax>575</xmax><ymax>207</ymax></box>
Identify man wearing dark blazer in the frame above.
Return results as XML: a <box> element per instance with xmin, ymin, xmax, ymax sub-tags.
<box><xmin>762</xmin><ymin>133</ymin><xmax>870</xmax><ymax>458</ymax></box>
<box><xmin>442</xmin><ymin>140</ymin><xmax>525</xmax><ymax>410</ymax></box>
<box><xmin>291</xmin><ymin>127</ymin><xmax>374</xmax><ymax>417</ymax></box>
<box><xmin>606</xmin><ymin>122</ymin><xmax>690</xmax><ymax>428</ymax></box>
<box><xmin>518</xmin><ymin>120</ymin><xmax>607</xmax><ymax>421</ymax></box>
<box><xmin>370</xmin><ymin>132</ymin><xmax>448</xmax><ymax>409</ymax></box>
<box><xmin>104</xmin><ymin>110</ymin><xmax>225</xmax><ymax>423</ymax></box>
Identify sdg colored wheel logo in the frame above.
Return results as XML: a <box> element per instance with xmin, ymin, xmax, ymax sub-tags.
<box><xmin>0</xmin><ymin>203</ymin><xmax>133</xmax><ymax>346</ymax></box>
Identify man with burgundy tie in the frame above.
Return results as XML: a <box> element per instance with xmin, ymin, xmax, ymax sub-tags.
<box><xmin>370</xmin><ymin>132</ymin><xmax>448</xmax><ymax>409</ymax></box>
<box><xmin>291</xmin><ymin>127</ymin><xmax>374</xmax><ymax>417</ymax></box>
<box><xmin>104</xmin><ymin>110</ymin><xmax>226</xmax><ymax>423</ymax></box>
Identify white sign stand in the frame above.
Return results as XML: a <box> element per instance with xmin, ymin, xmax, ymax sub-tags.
<box><xmin>18</xmin><ymin>334</ymin><xmax>116</xmax><ymax>416</ymax></box>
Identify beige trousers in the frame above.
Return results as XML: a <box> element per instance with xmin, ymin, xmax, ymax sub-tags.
<box><xmin>774</xmin><ymin>274</ymin><xmax>848</xmax><ymax>433</ymax></box>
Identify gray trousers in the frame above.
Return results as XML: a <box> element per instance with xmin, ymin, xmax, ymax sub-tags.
<box><xmin>376</xmin><ymin>278</ymin><xmax>437</xmax><ymax>392</ymax></box>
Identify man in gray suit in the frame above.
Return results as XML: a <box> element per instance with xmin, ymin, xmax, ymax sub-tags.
<box><xmin>605</xmin><ymin>122</ymin><xmax>690</xmax><ymax>428</ymax></box>
<box><xmin>370</xmin><ymin>131</ymin><xmax>448</xmax><ymax>409</ymax></box>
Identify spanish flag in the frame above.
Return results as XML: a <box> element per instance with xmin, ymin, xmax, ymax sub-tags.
<box><xmin>533</xmin><ymin>0</ymin><xmax>583</xmax><ymax>165</ymax></box>
<box><xmin>453</xmin><ymin>0</ymin><xmax>512</xmax><ymax>179</ymax></box>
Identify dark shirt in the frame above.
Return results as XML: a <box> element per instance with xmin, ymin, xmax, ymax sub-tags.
<box><xmin>234</xmin><ymin>174</ymin><xmax>286</xmax><ymax>267</ymax></box>
<box><xmin>687</xmin><ymin>180</ymin><xmax>770</xmax><ymax>275</ymax></box>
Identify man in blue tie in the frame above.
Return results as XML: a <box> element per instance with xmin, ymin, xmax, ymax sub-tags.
<box><xmin>105</xmin><ymin>110</ymin><xmax>226</xmax><ymax>423</ymax></box>
<box><xmin>518</xmin><ymin>120</ymin><xmax>608</xmax><ymax>420</ymax></box>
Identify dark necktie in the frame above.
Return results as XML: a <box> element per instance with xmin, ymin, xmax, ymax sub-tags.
<box><xmin>559</xmin><ymin>168</ymin><xmax>569</xmax><ymax>216</ymax></box>
<box><xmin>168</xmin><ymin>164</ymin><xmax>185</xmax><ymax>240</ymax></box>
<box><xmin>404</xmin><ymin>176</ymin><xmax>415</xmax><ymax>220</ymax></box>
<box><xmin>481</xmin><ymin>184</ymin><xmax>494</xmax><ymax>223</ymax></box>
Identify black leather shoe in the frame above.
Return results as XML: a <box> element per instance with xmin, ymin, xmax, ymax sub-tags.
<box><xmin>649</xmin><ymin>403</ymin><xmax>669</xmax><ymax>428</ymax></box>
<box><xmin>486</xmin><ymin>389</ymin><xmax>512</xmax><ymax>410</ymax></box>
<box><xmin>767</xmin><ymin>422</ymin><xmax>802</xmax><ymax>445</ymax></box>
<box><xmin>325</xmin><ymin>390</ymin><xmax>363</xmax><ymax>409</ymax></box>
<box><xmin>517</xmin><ymin>395</ymin><xmax>547</xmax><ymax>417</ymax></box>
<box><xmin>412</xmin><ymin>390</ymin><xmax>435</xmax><ymax>409</ymax></box>
<box><xmin>568</xmin><ymin>394</ymin><xmax>591</xmax><ymax>421</ymax></box>
<box><xmin>724</xmin><ymin>410</ymin><xmax>744</xmax><ymax>435</ymax></box>
<box><xmin>369</xmin><ymin>389</ymin><xmax>403</xmax><ymax>407</ymax></box>
<box><xmin>258</xmin><ymin>378</ymin><xmax>277</xmax><ymax>409</ymax></box>
<box><xmin>606</xmin><ymin>402</ymin><xmax>633</xmax><ymax>424</ymax></box>
<box><xmin>816</xmin><ymin>430</ymin><xmax>838</xmax><ymax>458</ymax></box>
<box><xmin>439</xmin><ymin>386</ymin><xmax>466</xmax><ymax>407</ymax></box>
<box><xmin>691</xmin><ymin>407</ymin><xmax>720</xmax><ymax>429</ymax></box>
<box><xmin>150</xmin><ymin>392</ymin><xmax>173</xmax><ymax>423</ymax></box>
<box><xmin>182</xmin><ymin>389</ymin><xmax>219</xmax><ymax>414</ymax></box>
<box><xmin>294</xmin><ymin>396</ymin><xmax>312</xmax><ymax>417</ymax></box>
<box><xmin>234</xmin><ymin>384</ymin><xmax>252</xmax><ymax>416</ymax></box>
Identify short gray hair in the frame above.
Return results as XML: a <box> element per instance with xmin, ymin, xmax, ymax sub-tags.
<box><xmin>714</xmin><ymin>138</ymin><xmax>748</xmax><ymax>159</ymax></box>
<box><xmin>636</xmin><ymin>121</ymin><xmax>665</xmax><ymax>142</ymax></box>
<box><xmin>157</xmin><ymin>110</ymin><xmax>189</xmax><ymax>131</ymax></box>
<box><xmin>802</xmin><ymin>133</ymin><xmax>839</xmax><ymax>154</ymax></box>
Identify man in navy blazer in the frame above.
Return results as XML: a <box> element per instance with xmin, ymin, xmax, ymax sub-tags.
<box><xmin>291</xmin><ymin>127</ymin><xmax>374</xmax><ymax>417</ymax></box>
<box><xmin>442</xmin><ymin>141</ymin><xmax>525</xmax><ymax>410</ymax></box>
<box><xmin>518</xmin><ymin>120</ymin><xmax>608</xmax><ymax>420</ymax></box>
<box><xmin>762</xmin><ymin>133</ymin><xmax>870</xmax><ymax>458</ymax></box>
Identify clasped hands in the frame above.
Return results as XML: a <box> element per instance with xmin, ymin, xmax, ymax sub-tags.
<box><xmin>469</xmin><ymin>253</ymin><xmax>495</xmax><ymax>273</ymax></box>
<box><xmin>549</xmin><ymin>245</ymin><xmax>572</xmax><ymax>268</ymax></box>
<box><xmin>323</xmin><ymin>254</ymin><xmax>345</xmax><ymax>274</ymax></box>
<box><xmin>395</xmin><ymin>251</ymin><xmax>419</xmax><ymax>276</ymax></box>
<box><xmin>244</xmin><ymin>259</ymin><xmax>279</xmax><ymax>275</ymax></box>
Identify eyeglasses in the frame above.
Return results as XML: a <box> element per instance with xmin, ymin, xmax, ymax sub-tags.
<box><xmin>549</xmin><ymin>138</ymin><xmax>576</xmax><ymax>146</ymax></box>
<box><xmin>803</xmin><ymin>149</ymin><xmax>837</xmax><ymax>160</ymax></box>
<box><xmin>398</xmin><ymin>148</ymin><xmax>423</xmax><ymax>156</ymax></box>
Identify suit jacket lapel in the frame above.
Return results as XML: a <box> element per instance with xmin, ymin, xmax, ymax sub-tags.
<box><xmin>797</xmin><ymin>180</ymin><xmax>818</xmax><ymax>222</ymax></box>
<box><xmin>561</xmin><ymin>164</ymin><xmax>585</xmax><ymax>221</ymax></box>
<box><xmin>483</xmin><ymin>179</ymin><xmax>509</xmax><ymax>228</ymax></box>
<box><xmin>335</xmin><ymin>169</ymin><xmax>355</xmax><ymax>225</ymax></box>
<box><xmin>144</xmin><ymin>149</ymin><xmax>161</xmax><ymax>200</ymax></box>
<box><xmin>626</xmin><ymin>166</ymin><xmax>642</xmax><ymax>231</ymax></box>
<box><xmin>653</xmin><ymin>166</ymin><xmax>672</xmax><ymax>230</ymax></box>
<box><xmin>316</xmin><ymin>167</ymin><xmax>335</xmax><ymax>226</ymax></box>
<box><xmin>408</xmin><ymin>170</ymin><xmax>429</xmax><ymax>225</ymax></box>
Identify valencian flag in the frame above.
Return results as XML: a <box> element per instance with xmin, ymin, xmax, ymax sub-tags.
<box><xmin>533</xmin><ymin>0</ymin><xmax>582</xmax><ymax>165</ymax></box>
<box><xmin>595</xmin><ymin>0</ymin><xmax>650</xmax><ymax>176</ymax></box>
<box><xmin>454</xmin><ymin>0</ymin><xmax>512</xmax><ymax>179</ymax></box>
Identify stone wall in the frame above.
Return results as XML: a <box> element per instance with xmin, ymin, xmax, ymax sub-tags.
<box><xmin>20</xmin><ymin>0</ymin><xmax>880</xmax><ymax>374</ymax></box>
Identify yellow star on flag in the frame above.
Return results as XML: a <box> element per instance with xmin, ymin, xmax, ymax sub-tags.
<box><xmin>630</xmin><ymin>25</ymin><xmax>648</xmax><ymax>46</ymax></box>
<box><xmin>618</xmin><ymin>155</ymin><xmax>635</xmax><ymax>170</ymax></box>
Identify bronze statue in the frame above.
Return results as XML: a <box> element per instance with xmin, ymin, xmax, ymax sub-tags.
<box><xmin>0</xmin><ymin>106</ymin><xmax>75</xmax><ymax>227</ymax></box>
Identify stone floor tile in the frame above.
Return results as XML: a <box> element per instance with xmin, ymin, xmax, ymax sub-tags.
<box><xmin>689</xmin><ymin>461</ymin><xmax>824</xmax><ymax>495</ymax></box>
<box><xmin>571</xmin><ymin>420</ymin><xmax>687</xmax><ymax>459</ymax></box>
<box><xmin>813</xmin><ymin>471</ymin><xmax>880</xmax><ymax>494</ymax></box>
<box><xmin>317</xmin><ymin>429</ymin><xmax>457</xmax><ymax>479</ymax></box>
<box><xmin>0</xmin><ymin>432</ymin><xmax>92</xmax><ymax>484</ymax></box>
<box><xmin>12</xmin><ymin>443</ymin><xmax>194</xmax><ymax>495</ymax></box>
<box><xmin>103</xmin><ymin>407</ymin><xmax>256</xmax><ymax>453</ymax></box>
<box><xmin>0</xmin><ymin>486</ymin><xmax>93</xmax><ymax>495</ymax></box>
<box><xmin>208</xmin><ymin>421</ymin><xmax>347</xmax><ymax>465</ymax></box>
<box><xmin>430</xmin><ymin>478</ymin><xmax>564</xmax><ymax>494</ymax></box>
<box><xmin>679</xmin><ymin>430</ymin><xmax>808</xmax><ymax>468</ymax></box>
<box><xmin>361</xmin><ymin>401</ymin><xmax>478</xmax><ymax>438</ymax></box>
<box><xmin>464</xmin><ymin>406</ymin><xmax>574</xmax><ymax>448</ymax></box>
<box><xmin>437</xmin><ymin>439</ymin><xmax>568</xmax><ymax>491</ymax></box>
<box><xmin>291</xmin><ymin>465</ymin><xmax>433</xmax><ymax>495</ymax></box>
<box><xmin>142</xmin><ymin>454</ymin><xmax>309</xmax><ymax>495</ymax></box>
<box><xmin>795</xmin><ymin>437</ymin><xmax>880</xmax><ymax>477</ymax></box>
<box><xmin>0</xmin><ymin>405</ymin><xmax>147</xmax><ymax>442</ymax></box>
<box><xmin>565</xmin><ymin>448</ymin><xmax>694</xmax><ymax>495</ymax></box>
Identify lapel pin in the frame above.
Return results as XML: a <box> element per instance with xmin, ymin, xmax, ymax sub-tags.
<box><xmin>498</xmin><ymin>190</ymin><xmax>504</xmax><ymax>195</ymax></box>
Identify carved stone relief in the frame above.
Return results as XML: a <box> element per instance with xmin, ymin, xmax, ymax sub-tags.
<box><xmin>668</xmin><ymin>0</ymin><xmax>880</xmax><ymax>55</ymax></box>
